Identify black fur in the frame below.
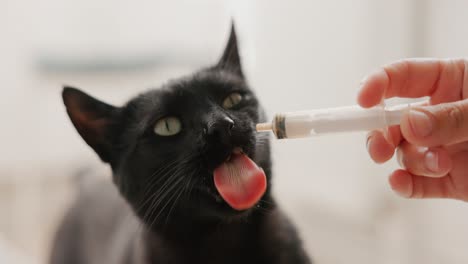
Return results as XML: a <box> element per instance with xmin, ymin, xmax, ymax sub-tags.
<box><xmin>50</xmin><ymin>25</ymin><xmax>312</xmax><ymax>264</ymax></box>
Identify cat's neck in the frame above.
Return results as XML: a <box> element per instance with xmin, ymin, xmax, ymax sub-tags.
<box><xmin>142</xmin><ymin>206</ymin><xmax>276</xmax><ymax>263</ymax></box>
<box><xmin>150</xmin><ymin>197</ymin><xmax>275</xmax><ymax>240</ymax></box>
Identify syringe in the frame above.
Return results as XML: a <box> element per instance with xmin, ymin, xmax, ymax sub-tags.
<box><xmin>256</xmin><ymin>101</ymin><xmax>426</xmax><ymax>139</ymax></box>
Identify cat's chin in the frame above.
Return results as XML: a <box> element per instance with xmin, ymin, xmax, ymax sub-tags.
<box><xmin>186</xmin><ymin>187</ymin><xmax>256</xmax><ymax>220</ymax></box>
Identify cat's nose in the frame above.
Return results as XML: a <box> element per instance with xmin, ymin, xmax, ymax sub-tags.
<box><xmin>205</xmin><ymin>117</ymin><xmax>234</xmax><ymax>140</ymax></box>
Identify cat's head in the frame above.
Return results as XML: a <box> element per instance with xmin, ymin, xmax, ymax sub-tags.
<box><xmin>62</xmin><ymin>25</ymin><xmax>272</xmax><ymax>225</ymax></box>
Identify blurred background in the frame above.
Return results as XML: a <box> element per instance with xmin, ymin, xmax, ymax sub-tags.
<box><xmin>2</xmin><ymin>0</ymin><xmax>468</xmax><ymax>263</ymax></box>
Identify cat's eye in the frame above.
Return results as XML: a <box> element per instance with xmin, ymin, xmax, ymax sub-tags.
<box><xmin>154</xmin><ymin>117</ymin><xmax>182</xmax><ymax>136</ymax></box>
<box><xmin>222</xmin><ymin>92</ymin><xmax>243</xmax><ymax>109</ymax></box>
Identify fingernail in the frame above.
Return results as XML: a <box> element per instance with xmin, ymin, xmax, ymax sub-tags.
<box><xmin>396</xmin><ymin>148</ymin><xmax>404</xmax><ymax>168</ymax></box>
<box><xmin>366</xmin><ymin>135</ymin><xmax>372</xmax><ymax>153</ymax></box>
<box><xmin>425</xmin><ymin>151</ymin><xmax>439</xmax><ymax>172</ymax></box>
<box><xmin>381</xmin><ymin>128</ymin><xmax>393</xmax><ymax>146</ymax></box>
<box><xmin>359</xmin><ymin>75</ymin><xmax>368</xmax><ymax>88</ymax></box>
<box><xmin>388</xmin><ymin>172</ymin><xmax>412</xmax><ymax>198</ymax></box>
<box><xmin>408</xmin><ymin>110</ymin><xmax>433</xmax><ymax>137</ymax></box>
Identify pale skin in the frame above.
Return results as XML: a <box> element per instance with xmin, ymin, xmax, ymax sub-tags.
<box><xmin>358</xmin><ymin>58</ymin><xmax>468</xmax><ymax>201</ymax></box>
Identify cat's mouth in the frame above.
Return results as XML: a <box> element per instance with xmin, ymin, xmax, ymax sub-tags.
<box><xmin>223</xmin><ymin>147</ymin><xmax>243</xmax><ymax>162</ymax></box>
<box><xmin>212</xmin><ymin>147</ymin><xmax>267</xmax><ymax>211</ymax></box>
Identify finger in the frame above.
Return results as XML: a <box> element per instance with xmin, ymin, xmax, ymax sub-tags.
<box><xmin>445</xmin><ymin>141</ymin><xmax>468</xmax><ymax>154</ymax></box>
<box><xmin>386</xmin><ymin>125</ymin><xmax>403</xmax><ymax>147</ymax></box>
<box><xmin>400</xmin><ymin>99</ymin><xmax>468</xmax><ymax>146</ymax></box>
<box><xmin>396</xmin><ymin>142</ymin><xmax>452</xmax><ymax>177</ymax></box>
<box><xmin>357</xmin><ymin>58</ymin><xmax>467</xmax><ymax>108</ymax></box>
<box><xmin>430</xmin><ymin>59</ymin><xmax>468</xmax><ymax>104</ymax></box>
<box><xmin>357</xmin><ymin>69</ymin><xmax>387</xmax><ymax>108</ymax></box>
<box><xmin>366</xmin><ymin>125</ymin><xmax>402</xmax><ymax>163</ymax></box>
<box><xmin>445</xmin><ymin>151</ymin><xmax>468</xmax><ymax>201</ymax></box>
<box><xmin>388</xmin><ymin>169</ymin><xmax>455</xmax><ymax>199</ymax></box>
<box><xmin>366</xmin><ymin>130</ymin><xmax>395</xmax><ymax>163</ymax></box>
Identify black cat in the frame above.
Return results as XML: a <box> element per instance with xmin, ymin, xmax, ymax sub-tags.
<box><xmin>50</xmin><ymin>25</ymin><xmax>312</xmax><ymax>264</ymax></box>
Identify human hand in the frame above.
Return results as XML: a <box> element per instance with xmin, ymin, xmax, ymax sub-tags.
<box><xmin>358</xmin><ymin>58</ymin><xmax>468</xmax><ymax>201</ymax></box>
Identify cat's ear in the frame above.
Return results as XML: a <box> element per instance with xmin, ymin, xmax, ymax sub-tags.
<box><xmin>217</xmin><ymin>22</ymin><xmax>243</xmax><ymax>77</ymax></box>
<box><xmin>62</xmin><ymin>86</ymin><xmax>118</xmax><ymax>162</ymax></box>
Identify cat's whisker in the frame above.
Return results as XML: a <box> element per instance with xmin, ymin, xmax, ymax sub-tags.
<box><xmin>253</xmin><ymin>206</ymin><xmax>274</xmax><ymax>216</ymax></box>
<box><xmin>140</xmin><ymin>167</ymin><xmax>185</xmax><ymax>220</ymax></box>
<box><xmin>155</xmin><ymin>165</ymin><xmax>200</xmax><ymax>228</ymax></box>
<box><xmin>135</xmin><ymin>163</ymin><xmax>182</xmax><ymax>212</ymax></box>
<box><xmin>185</xmin><ymin>167</ymin><xmax>199</xmax><ymax>201</ymax></box>
<box><xmin>149</xmin><ymin>153</ymin><xmax>195</xmax><ymax>182</ymax></box>
<box><xmin>139</xmin><ymin>153</ymin><xmax>194</xmax><ymax>202</ymax></box>
<box><xmin>259</xmin><ymin>199</ymin><xmax>275</xmax><ymax>206</ymax></box>
<box><xmin>142</xmin><ymin>161</ymin><xmax>194</xmax><ymax>221</ymax></box>
<box><xmin>136</xmin><ymin>164</ymin><xmax>182</xmax><ymax>214</ymax></box>
<box><xmin>254</xmin><ymin>137</ymin><xmax>270</xmax><ymax>143</ymax></box>
<box><xmin>143</xmin><ymin>158</ymin><xmax>181</xmax><ymax>189</ymax></box>
<box><xmin>136</xmin><ymin>153</ymin><xmax>196</xmax><ymax>213</ymax></box>
<box><xmin>142</xmin><ymin>174</ymin><xmax>185</xmax><ymax>224</ymax></box>
<box><xmin>138</xmin><ymin>154</ymin><xmax>198</xmax><ymax>232</ymax></box>
<box><xmin>143</xmin><ymin>179</ymin><xmax>184</xmax><ymax>229</ymax></box>
<box><xmin>252</xmin><ymin>199</ymin><xmax>275</xmax><ymax>215</ymax></box>
<box><xmin>147</xmin><ymin>178</ymin><xmax>187</xmax><ymax>230</ymax></box>
<box><xmin>163</xmin><ymin>174</ymin><xmax>193</xmax><ymax>227</ymax></box>
<box><xmin>255</xmin><ymin>133</ymin><xmax>270</xmax><ymax>138</ymax></box>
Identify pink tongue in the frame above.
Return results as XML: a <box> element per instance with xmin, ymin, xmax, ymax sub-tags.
<box><xmin>213</xmin><ymin>153</ymin><xmax>267</xmax><ymax>211</ymax></box>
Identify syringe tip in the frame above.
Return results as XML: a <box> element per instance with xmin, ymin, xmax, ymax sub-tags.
<box><xmin>256</xmin><ymin>122</ymin><xmax>273</xmax><ymax>132</ymax></box>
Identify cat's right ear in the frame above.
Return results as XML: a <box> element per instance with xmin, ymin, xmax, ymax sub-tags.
<box><xmin>217</xmin><ymin>22</ymin><xmax>243</xmax><ymax>77</ymax></box>
<box><xmin>62</xmin><ymin>86</ymin><xmax>118</xmax><ymax>163</ymax></box>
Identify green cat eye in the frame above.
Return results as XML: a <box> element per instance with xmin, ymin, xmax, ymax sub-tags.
<box><xmin>222</xmin><ymin>92</ymin><xmax>242</xmax><ymax>109</ymax></box>
<box><xmin>154</xmin><ymin>117</ymin><xmax>182</xmax><ymax>136</ymax></box>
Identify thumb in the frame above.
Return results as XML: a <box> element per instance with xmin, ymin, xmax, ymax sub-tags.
<box><xmin>400</xmin><ymin>99</ymin><xmax>468</xmax><ymax>146</ymax></box>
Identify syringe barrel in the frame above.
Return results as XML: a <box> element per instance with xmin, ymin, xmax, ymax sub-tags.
<box><xmin>276</xmin><ymin>105</ymin><xmax>387</xmax><ymax>139</ymax></box>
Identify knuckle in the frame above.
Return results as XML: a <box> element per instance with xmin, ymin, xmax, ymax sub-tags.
<box><xmin>389</xmin><ymin>60</ymin><xmax>410</xmax><ymax>96</ymax></box>
<box><xmin>448</xmin><ymin>104</ymin><xmax>466</xmax><ymax>129</ymax></box>
<box><xmin>442</xmin><ymin>103</ymin><xmax>466</xmax><ymax>131</ymax></box>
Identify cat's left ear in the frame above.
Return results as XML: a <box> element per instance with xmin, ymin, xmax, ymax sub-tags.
<box><xmin>62</xmin><ymin>86</ymin><xmax>118</xmax><ymax>163</ymax></box>
<box><xmin>217</xmin><ymin>22</ymin><xmax>243</xmax><ymax>77</ymax></box>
